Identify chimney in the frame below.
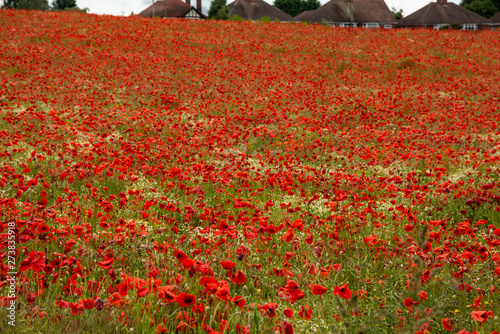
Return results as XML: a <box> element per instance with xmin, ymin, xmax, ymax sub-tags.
<box><xmin>197</xmin><ymin>0</ymin><xmax>201</xmax><ymax>12</ymax></box>
<box><xmin>440</xmin><ymin>0</ymin><xmax>447</xmax><ymax>4</ymax></box>
<box><xmin>186</xmin><ymin>0</ymin><xmax>190</xmax><ymax>5</ymax></box>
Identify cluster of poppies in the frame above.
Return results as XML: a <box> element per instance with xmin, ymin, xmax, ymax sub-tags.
<box><xmin>0</xmin><ymin>9</ymin><xmax>499</xmax><ymax>334</ymax></box>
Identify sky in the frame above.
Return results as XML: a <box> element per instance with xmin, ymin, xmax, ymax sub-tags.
<box><xmin>76</xmin><ymin>0</ymin><xmax>461</xmax><ymax>18</ymax></box>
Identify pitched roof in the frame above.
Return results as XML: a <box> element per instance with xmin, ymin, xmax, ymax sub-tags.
<box><xmin>398</xmin><ymin>2</ymin><xmax>492</xmax><ymax>26</ymax></box>
<box><xmin>490</xmin><ymin>12</ymin><xmax>500</xmax><ymax>23</ymax></box>
<box><xmin>227</xmin><ymin>0</ymin><xmax>294</xmax><ymax>21</ymax></box>
<box><xmin>295</xmin><ymin>0</ymin><xmax>397</xmax><ymax>24</ymax></box>
<box><xmin>139</xmin><ymin>0</ymin><xmax>205</xmax><ymax>18</ymax></box>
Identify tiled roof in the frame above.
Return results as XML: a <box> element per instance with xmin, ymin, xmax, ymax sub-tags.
<box><xmin>295</xmin><ymin>0</ymin><xmax>397</xmax><ymax>24</ymax></box>
<box><xmin>490</xmin><ymin>12</ymin><xmax>500</xmax><ymax>23</ymax></box>
<box><xmin>228</xmin><ymin>0</ymin><xmax>295</xmax><ymax>21</ymax></box>
<box><xmin>398</xmin><ymin>2</ymin><xmax>492</xmax><ymax>26</ymax></box>
<box><xmin>139</xmin><ymin>0</ymin><xmax>205</xmax><ymax>18</ymax></box>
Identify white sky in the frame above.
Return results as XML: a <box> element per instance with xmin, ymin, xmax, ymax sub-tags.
<box><xmin>77</xmin><ymin>0</ymin><xmax>460</xmax><ymax>18</ymax></box>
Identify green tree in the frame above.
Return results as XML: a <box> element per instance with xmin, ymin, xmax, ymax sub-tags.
<box><xmin>208</xmin><ymin>0</ymin><xmax>228</xmax><ymax>20</ymax></box>
<box><xmin>303</xmin><ymin>0</ymin><xmax>320</xmax><ymax>11</ymax></box>
<box><xmin>51</xmin><ymin>0</ymin><xmax>76</xmax><ymax>10</ymax></box>
<box><xmin>274</xmin><ymin>0</ymin><xmax>302</xmax><ymax>17</ymax></box>
<box><xmin>274</xmin><ymin>0</ymin><xmax>319</xmax><ymax>17</ymax></box>
<box><xmin>461</xmin><ymin>0</ymin><xmax>499</xmax><ymax>18</ymax></box>
<box><xmin>2</xmin><ymin>0</ymin><xmax>49</xmax><ymax>10</ymax></box>
<box><xmin>462</xmin><ymin>0</ymin><xmax>500</xmax><ymax>10</ymax></box>
<box><xmin>391</xmin><ymin>7</ymin><xmax>403</xmax><ymax>20</ymax></box>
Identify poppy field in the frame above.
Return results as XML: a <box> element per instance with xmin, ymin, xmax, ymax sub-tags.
<box><xmin>1</xmin><ymin>9</ymin><xmax>500</xmax><ymax>334</ymax></box>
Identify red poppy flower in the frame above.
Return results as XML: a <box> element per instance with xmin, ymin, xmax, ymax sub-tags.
<box><xmin>216</xmin><ymin>285</ymin><xmax>230</xmax><ymax>301</ymax></box>
<box><xmin>494</xmin><ymin>266</ymin><xmax>500</xmax><ymax>276</ymax></box>
<box><xmin>259</xmin><ymin>302</ymin><xmax>278</xmax><ymax>318</ymax></box>
<box><xmin>312</xmin><ymin>284</ymin><xmax>327</xmax><ymax>297</ymax></box>
<box><xmin>200</xmin><ymin>276</ymin><xmax>219</xmax><ymax>294</ymax></box>
<box><xmin>219</xmin><ymin>319</ymin><xmax>229</xmax><ymax>332</ymax></box>
<box><xmin>107</xmin><ymin>292</ymin><xmax>122</xmax><ymax>306</ymax></box>
<box><xmin>298</xmin><ymin>305</ymin><xmax>312</xmax><ymax>320</ymax></box>
<box><xmin>69</xmin><ymin>301</ymin><xmax>84</xmax><ymax>316</ymax></box>
<box><xmin>156</xmin><ymin>324</ymin><xmax>168</xmax><ymax>333</ymax></box>
<box><xmin>180</xmin><ymin>258</ymin><xmax>195</xmax><ymax>269</ymax></box>
<box><xmin>87</xmin><ymin>281</ymin><xmax>100</xmax><ymax>294</ymax></box>
<box><xmin>220</xmin><ymin>259</ymin><xmax>236</xmax><ymax>270</ymax></box>
<box><xmin>176</xmin><ymin>292</ymin><xmax>196</xmax><ymax>308</ymax></box>
<box><xmin>158</xmin><ymin>286</ymin><xmax>177</xmax><ymax>302</ymax></box>
<box><xmin>232</xmin><ymin>295</ymin><xmax>246</xmax><ymax>309</ymax></box>
<box><xmin>285</xmin><ymin>280</ymin><xmax>300</xmax><ymax>294</ymax></box>
<box><xmin>404</xmin><ymin>297</ymin><xmax>419</xmax><ymax>313</ymax></box>
<box><xmin>232</xmin><ymin>270</ymin><xmax>247</xmax><ymax>285</ymax></box>
<box><xmin>176</xmin><ymin>321</ymin><xmax>192</xmax><ymax>332</ymax></box>
<box><xmin>418</xmin><ymin>291</ymin><xmax>428</xmax><ymax>301</ymax></box>
<box><xmin>218</xmin><ymin>220</ymin><xmax>229</xmax><ymax>230</ymax></box>
<box><xmin>116</xmin><ymin>282</ymin><xmax>128</xmax><ymax>296</ymax></box>
<box><xmin>420</xmin><ymin>270</ymin><xmax>431</xmax><ymax>284</ymax></box>
<box><xmin>200</xmin><ymin>276</ymin><xmax>217</xmax><ymax>286</ymax></box>
<box><xmin>282</xmin><ymin>321</ymin><xmax>294</xmax><ymax>334</ymax></box>
<box><xmin>82</xmin><ymin>298</ymin><xmax>95</xmax><ymax>310</ymax></box>
<box><xmin>404</xmin><ymin>297</ymin><xmax>419</xmax><ymax>307</ymax></box>
<box><xmin>305</xmin><ymin>233</ymin><xmax>313</xmax><ymax>244</ymax></box>
<box><xmin>192</xmin><ymin>303</ymin><xmax>204</xmax><ymax>314</ymax></box>
<box><xmin>19</xmin><ymin>251</ymin><xmax>46</xmax><ymax>272</ymax></box>
<box><xmin>404</xmin><ymin>224</ymin><xmax>413</xmax><ymax>232</ymax></box>
<box><xmin>235</xmin><ymin>323</ymin><xmax>250</xmax><ymax>334</ymax></box>
<box><xmin>173</xmin><ymin>249</ymin><xmax>188</xmax><ymax>262</ymax></box>
<box><xmin>333</xmin><ymin>283</ymin><xmax>351</xmax><ymax>300</ymax></box>
<box><xmin>441</xmin><ymin>318</ymin><xmax>453</xmax><ymax>331</ymax></box>
<box><xmin>137</xmin><ymin>286</ymin><xmax>149</xmax><ymax>298</ymax></box>
<box><xmin>55</xmin><ymin>300</ymin><xmax>69</xmax><ymax>309</ymax></box>
<box><xmin>283</xmin><ymin>280</ymin><xmax>305</xmax><ymax>302</ymax></box>
<box><xmin>353</xmin><ymin>289</ymin><xmax>368</xmax><ymax>299</ymax></box>
<box><xmin>283</xmin><ymin>308</ymin><xmax>294</xmax><ymax>318</ymax></box>
<box><xmin>97</xmin><ymin>257</ymin><xmax>114</xmax><ymax>270</ymax></box>
<box><xmin>291</xmin><ymin>288</ymin><xmax>305</xmax><ymax>302</ymax></box>
<box><xmin>471</xmin><ymin>310</ymin><xmax>493</xmax><ymax>323</ymax></box>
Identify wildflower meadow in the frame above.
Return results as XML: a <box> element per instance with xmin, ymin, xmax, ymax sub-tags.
<box><xmin>0</xmin><ymin>9</ymin><xmax>500</xmax><ymax>334</ymax></box>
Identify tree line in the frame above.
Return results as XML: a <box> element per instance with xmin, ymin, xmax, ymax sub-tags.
<box><xmin>1</xmin><ymin>0</ymin><xmax>86</xmax><ymax>12</ymax></box>
<box><xmin>2</xmin><ymin>0</ymin><xmax>500</xmax><ymax>21</ymax></box>
<box><xmin>461</xmin><ymin>0</ymin><xmax>500</xmax><ymax>18</ymax></box>
<box><xmin>208</xmin><ymin>0</ymin><xmax>499</xmax><ymax>21</ymax></box>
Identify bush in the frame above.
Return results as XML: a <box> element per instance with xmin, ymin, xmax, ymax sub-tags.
<box><xmin>230</xmin><ymin>14</ymin><xmax>244</xmax><ymax>21</ymax></box>
<box><xmin>449</xmin><ymin>23</ymin><xmax>463</xmax><ymax>30</ymax></box>
<box><xmin>260</xmin><ymin>16</ymin><xmax>271</xmax><ymax>23</ymax></box>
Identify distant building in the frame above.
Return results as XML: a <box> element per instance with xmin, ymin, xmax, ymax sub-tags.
<box><xmin>398</xmin><ymin>0</ymin><xmax>492</xmax><ymax>31</ymax></box>
<box><xmin>139</xmin><ymin>0</ymin><xmax>205</xmax><ymax>19</ymax></box>
<box><xmin>294</xmin><ymin>0</ymin><xmax>397</xmax><ymax>28</ymax></box>
<box><xmin>491</xmin><ymin>12</ymin><xmax>500</xmax><ymax>30</ymax></box>
<box><xmin>227</xmin><ymin>0</ymin><xmax>294</xmax><ymax>22</ymax></box>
